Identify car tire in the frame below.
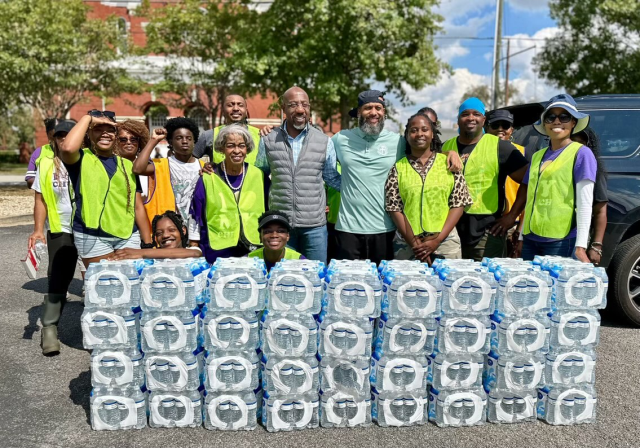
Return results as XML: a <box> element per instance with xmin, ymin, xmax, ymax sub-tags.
<box><xmin>608</xmin><ymin>234</ymin><xmax>640</xmax><ymax>326</ymax></box>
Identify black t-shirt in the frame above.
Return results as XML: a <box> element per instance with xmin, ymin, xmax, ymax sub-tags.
<box><xmin>455</xmin><ymin>137</ymin><xmax>529</xmax><ymax>246</ymax></box>
<box><xmin>594</xmin><ymin>170</ymin><xmax>608</xmax><ymax>203</ymax></box>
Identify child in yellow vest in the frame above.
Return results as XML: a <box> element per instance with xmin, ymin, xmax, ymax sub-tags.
<box><xmin>248</xmin><ymin>211</ymin><xmax>304</xmax><ymax>271</ymax></box>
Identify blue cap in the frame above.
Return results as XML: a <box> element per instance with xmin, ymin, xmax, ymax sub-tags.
<box><xmin>458</xmin><ymin>97</ymin><xmax>486</xmax><ymax>117</ymax></box>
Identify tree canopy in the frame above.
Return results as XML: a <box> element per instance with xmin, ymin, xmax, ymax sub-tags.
<box><xmin>535</xmin><ymin>0</ymin><xmax>640</xmax><ymax>95</ymax></box>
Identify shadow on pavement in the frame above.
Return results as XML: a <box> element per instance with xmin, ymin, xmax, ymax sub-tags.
<box><xmin>23</xmin><ymin>305</ymin><xmax>41</xmax><ymax>340</ymax></box>
<box><xmin>600</xmin><ymin>305</ymin><xmax>638</xmax><ymax>329</ymax></box>
<box><xmin>69</xmin><ymin>370</ymin><xmax>92</xmax><ymax>425</ymax></box>
<box><xmin>58</xmin><ymin>301</ymin><xmax>86</xmax><ymax>350</ymax></box>
<box><xmin>22</xmin><ymin>278</ymin><xmax>48</xmax><ymax>294</ymax></box>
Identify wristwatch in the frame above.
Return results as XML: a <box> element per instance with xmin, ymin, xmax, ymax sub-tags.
<box><xmin>140</xmin><ymin>242</ymin><xmax>155</xmax><ymax>249</ymax></box>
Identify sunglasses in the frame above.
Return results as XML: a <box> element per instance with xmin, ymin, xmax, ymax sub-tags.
<box><xmin>544</xmin><ymin>112</ymin><xmax>572</xmax><ymax>124</ymax></box>
<box><xmin>88</xmin><ymin>109</ymin><xmax>116</xmax><ymax>123</ymax></box>
<box><xmin>490</xmin><ymin>121</ymin><xmax>512</xmax><ymax>130</ymax></box>
<box><xmin>118</xmin><ymin>136</ymin><xmax>139</xmax><ymax>144</ymax></box>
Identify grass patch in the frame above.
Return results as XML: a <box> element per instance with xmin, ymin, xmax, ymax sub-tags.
<box><xmin>0</xmin><ymin>163</ymin><xmax>28</xmax><ymax>175</ymax></box>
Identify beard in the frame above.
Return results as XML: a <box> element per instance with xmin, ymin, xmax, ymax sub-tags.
<box><xmin>293</xmin><ymin>121</ymin><xmax>307</xmax><ymax>131</ymax></box>
<box><xmin>359</xmin><ymin>115</ymin><xmax>385</xmax><ymax>135</ymax></box>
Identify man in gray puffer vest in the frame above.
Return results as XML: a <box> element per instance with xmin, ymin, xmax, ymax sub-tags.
<box><xmin>255</xmin><ymin>86</ymin><xmax>341</xmax><ymax>264</ymax></box>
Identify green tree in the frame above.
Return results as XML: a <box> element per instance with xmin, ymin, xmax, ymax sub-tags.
<box><xmin>142</xmin><ymin>0</ymin><xmax>258</xmax><ymax>126</ymax></box>
<box><xmin>0</xmin><ymin>0</ymin><xmax>137</xmax><ymax>120</ymax></box>
<box><xmin>535</xmin><ymin>0</ymin><xmax>640</xmax><ymax>94</ymax></box>
<box><xmin>246</xmin><ymin>0</ymin><xmax>446</xmax><ymax>129</ymax></box>
<box><xmin>0</xmin><ymin>105</ymin><xmax>36</xmax><ymax>152</ymax></box>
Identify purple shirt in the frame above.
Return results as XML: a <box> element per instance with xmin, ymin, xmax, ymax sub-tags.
<box><xmin>25</xmin><ymin>146</ymin><xmax>43</xmax><ymax>180</ymax></box>
<box><xmin>190</xmin><ymin>163</ymin><xmax>270</xmax><ymax>263</ymax></box>
<box><xmin>523</xmin><ymin>144</ymin><xmax>597</xmax><ymax>242</ymax></box>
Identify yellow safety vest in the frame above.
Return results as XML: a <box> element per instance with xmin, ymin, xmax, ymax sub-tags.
<box><xmin>212</xmin><ymin>125</ymin><xmax>261</xmax><ymax>165</ymax></box>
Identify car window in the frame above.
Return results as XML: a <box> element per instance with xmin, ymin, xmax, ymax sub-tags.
<box><xmin>585</xmin><ymin>109</ymin><xmax>640</xmax><ymax>158</ymax></box>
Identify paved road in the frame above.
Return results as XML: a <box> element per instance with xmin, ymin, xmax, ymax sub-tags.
<box><xmin>1</xmin><ymin>223</ymin><xmax>639</xmax><ymax>448</ymax></box>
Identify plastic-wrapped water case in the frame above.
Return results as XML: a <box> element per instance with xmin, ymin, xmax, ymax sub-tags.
<box><xmin>428</xmin><ymin>386</ymin><xmax>487</xmax><ymax>427</ymax></box>
<box><xmin>85</xmin><ymin>261</ymin><xmax>141</xmax><ymax>310</ymax></box>
<box><xmin>144</xmin><ymin>351</ymin><xmax>202</xmax><ymax>391</ymax></box>
<box><xmin>206</xmin><ymin>258</ymin><xmax>267</xmax><ymax>312</ymax></box>
<box><xmin>91</xmin><ymin>349</ymin><xmax>145</xmax><ymax>389</ymax></box>
<box><xmin>484</xmin><ymin>351</ymin><xmax>545</xmax><ymax>391</ymax></box>
<box><xmin>492</xmin><ymin>314</ymin><xmax>551</xmax><ymax>355</ymax></box>
<box><xmin>370</xmin><ymin>352</ymin><xmax>429</xmax><ymax>392</ymax></box>
<box><xmin>90</xmin><ymin>386</ymin><xmax>146</xmax><ymax>431</ymax></box>
<box><xmin>81</xmin><ymin>309</ymin><xmax>139</xmax><ymax>350</ymax></box>
<box><xmin>148</xmin><ymin>390</ymin><xmax>203</xmax><ymax>428</ymax></box>
<box><xmin>552</xmin><ymin>266</ymin><xmax>608</xmax><ymax>310</ymax></box>
<box><xmin>372</xmin><ymin>390</ymin><xmax>429</xmax><ymax>427</ymax></box>
<box><xmin>381</xmin><ymin>273</ymin><xmax>441</xmax><ymax>318</ymax></box>
<box><xmin>262</xmin><ymin>391</ymin><xmax>320</xmax><ymax>432</ymax></box>
<box><xmin>487</xmin><ymin>389</ymin><xmax>537</xmax><ymax>424</ymax></box>
<box><xmin>374</xmin><ymin>314</ymin><xmax>436</xmax><ymax>356</ymax></box>
<box><xmin>267</xmin><ymin>262</ymin><xmax>323</xmax><ymax>314</ymax></box>
<box><xmin>319</xmin><ymin>356</ymin><xmax>370</xmax><ymax>397</ymax></box>
<box><xmin>140</xmin><ymin>264</ymin><xmax>197</xmax><ymax>312</ymax></box>
<box><xmin>544</xmin><ymin>348</ymin><xmax>596</xmax><ymax>386</ymax></box>
<box><xmin>537</xmin><ymin>385</ymin><xmax>597</xmax><ymax>425</ymax></box>
<box><xmin>494</xmin><ymin>269</ymin><xmax>552</xmax><ymax>316</ymax></box>
<box><xmin>436</xmin><ymin>315</ymin><xmax>491</xmax><ymax>354</ymax></box>
<box><xmin>324</xmin><ymin>271</ymin><xmax>382</xmax><ymax>318</ymax></box>
<box><xmin>204</xmin><ymin>350</ymin><xmax>260</xmax><ymax>392</ymax></box>
<box><xmin>203</xmin><ymin>391</ymin><xmax>258</xmax><ymax>431</ymax></box>
<box><xmin>202</xmin><ymin>311</ymin><xmax>260</xmax><ymax>351</ymax></box>
<box><xmin>262</xmin><ymin>355</ymin><xmax>319</xmax><ymax>396</ymax></box>
<box><xmin>260</xmin><ymin>312</ymin><xmax>318</xmax><ymax>357</ymax></box>
<box><xmin>440</xmin><ymin>269</ymin><xmax>497</xmax><ymax>315</ymax></box>
<box><xmin>549</xmin><ymin>310</ymin><xmax>601</xmax><ymax>349</ymax></box>
<box><xmin>318</xmin><ymin>315</ymin><xmax>373</xmax><ymax>359</ymax></box>
<box><xmin>320</xmin><ymin>390</ymin><xmax>372</xmax><ymax>428</ymax></box>
<box><xmin>140</xmin><ymin>311</ymin><xmax>199</xmax><ymax>353</ymax></box>
<box><xmin>430</xmin><ymin>352</ymin><xmax>484</xmax><ymax>390</ymax></box>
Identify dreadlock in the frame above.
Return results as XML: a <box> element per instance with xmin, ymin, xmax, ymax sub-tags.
<box><xmin>404</xmin><ymin>112</ymin><xmax>443</xmax><ymax>153</ymax></box>
<box><xmin>165</xmin><ymin>117</ymin><xmax>200</xmax><ymax>147</ymax></box>
<box><xmin>151</xmin><ymin>210</ymin><xmax>188</xmax><ymax>248</ymax></box>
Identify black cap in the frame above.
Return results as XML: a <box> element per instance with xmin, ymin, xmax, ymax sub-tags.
<box><xmin>348</xmin><ymin>90</ymin><xmax>386</xmax><ymax>118</ymax></box>
<box><xmin>258</xmin><ymin>213</ymin><xmax>291</xmax><ymax>231</ymax></box>
<box><xmin>487</xmin><ymin>109</ymin><xmax>514</xmax><ymax>124</ymax></box>
<box><xmin>53</xmin><ymin>120</ymin><xmax>76</xmax><ymax>136</ymax></box>
<box><xmin>44</xmin><ymin>118</ymin><xmax>59</xmax><ymax>133</ymax></box>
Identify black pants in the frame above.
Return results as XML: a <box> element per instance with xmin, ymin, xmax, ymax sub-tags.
<box><xmin>335</xmin><ymin>230</ymin><xmax>395</xmax><ymax>266</ymax></box>
<box><xmin>46</xmin><ymin>231</ymin><xmax>78</xmax><ymax>295</ymax></box>
<box><xmin>327</xmin><ymin>223</ymin><xmax>339</xmax><ymax>262</ymax></box>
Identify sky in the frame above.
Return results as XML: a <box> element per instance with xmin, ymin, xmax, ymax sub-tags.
<box><xmin>389</xmin><ymin>0</ymin><xmax>562</xmax><ymax>130</ymax></box>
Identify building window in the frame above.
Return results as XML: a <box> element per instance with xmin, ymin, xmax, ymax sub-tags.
<box><xmin>145</xmin><ymin>103</ymin><xmax>169</xmax><ymax>134</ymax></box>
<box><xmin>116</xmin><ymin>17</ymin><xmax>128</xmax><ymax>53</ymax></box>
<box><xmin>187</xmin><ymin>107</ymin><xmax>210</xmax><ymax>132</ymax></box>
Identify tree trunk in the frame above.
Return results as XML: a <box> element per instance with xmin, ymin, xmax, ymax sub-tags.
<box><xmin>339</xmin><ymin>96</ymin><xmax>351</xmax><ymax>131</ymax></box>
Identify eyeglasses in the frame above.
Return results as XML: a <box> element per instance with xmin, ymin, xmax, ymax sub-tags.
<box><xmin>88</xmin><ymin>109</ymin><xmax>116</xmax><ymax>123</ymax></box>
<box><xmin>286</xmin><ymin>102</ymin><xmax>311</xmax><ymax>110</ymax></box>
<box><xmin>490</xmin><ymin>121</ymin><xmax>512</xmax><ymax>130</ymax></box>
<box><xmin>544</xmin><ymin>112</ymin><xmax>572</xmax><ymax>124</ymax></box>
<box><xmin>118</xmin><ymin>137</ymin><xmax>139</xmax><ymax>144</ymax></box>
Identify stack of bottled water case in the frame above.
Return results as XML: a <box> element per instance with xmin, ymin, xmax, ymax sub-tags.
<box><xmin>139</xmin><ymin>259</ymin><xmax>203</xmax><ymax>429</ymax></box>
<box><xmin>261</xmin><ymin>259</ymin><xmax>323</xmax><ymax>432</ymax></box>
<box><xmin>427</xmin><ymin>259</ymin><xmax>496</xmax><ymax>427</ymax></box>
<box><xmin>83</xmin><ymin>260</ymin><xmax>148</xmax><ymax>431</ymax></box>
<box><xmin>318</xmin><ymin>260</ymin><xmax>379</xmax><ymax>429</ymax></box>
<box><xmin>534</xmin><ymin>256</ymin><xmax>606</xmax><ymax>425</ymax></box>
<box><xmin>482</xmin><ymin>257</ymin><xmax>553</xmax><ymax>425</ymax></box>
<box><xmin>203</xmin><ymin>257</ymin><xmax>267</xmax><ymax>431</ymax></box>
<box><xmin>371</xmin><ymin>260</ymin><xmax>438</xmax><ymax>427</ymax></box>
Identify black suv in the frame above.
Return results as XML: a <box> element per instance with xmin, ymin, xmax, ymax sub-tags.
<box><xmin>508</xmin><ymin>94</ymin><xmax>640</xmax><ymax>325</ymax></box>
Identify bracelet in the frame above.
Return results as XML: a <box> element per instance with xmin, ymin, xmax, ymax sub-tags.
<box><xmin>140</xmin><ymin>242</ymin><xmax>155</xmax><ymax>249</ymax></box>
<box><xmin>589</xmin><ymin>245</ymin><xmax>603</xmax><ymax>256</ymax></box>
<box><xmin>590</xmin><ymin>241</ymin><xmax>603</xmax><ymax>247</ymax></box>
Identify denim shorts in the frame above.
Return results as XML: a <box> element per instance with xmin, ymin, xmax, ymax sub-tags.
<box><xmin>73</xmin><ymin>230</ymin><xmax>141</xmax><ymax>259</ymax></box>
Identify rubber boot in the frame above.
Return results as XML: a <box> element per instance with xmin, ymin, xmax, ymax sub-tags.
<box><xmin>41</xmin><ymin>293</ymin><xmax>66</xmax><ymax>355</ymax></box>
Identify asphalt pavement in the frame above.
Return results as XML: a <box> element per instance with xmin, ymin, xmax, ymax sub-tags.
<box><xmin>1</xmin><ymin>223</ymin><xmax>639</xmax><ymax>448</ymax></box>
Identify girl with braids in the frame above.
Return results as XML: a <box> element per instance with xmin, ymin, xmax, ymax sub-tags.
<box><xmin>133</xmin><ymin>117</ymin><xmax>204</xmax><ymax>229</ymax></box>
<box><xmin>108</xmin><ymin>210</ymin><xmax>202</xmax><ymax>260</ymax></box>
<box><xmin>28</xmin><ymin>121</ymin><xmax>81</xmax><ymax>355</ymax></box>
<box><xmin>60</xmin><ymin>110</ymin><xmax>145</xmax><ymax>266</ymax></box>
<box><xmin>385</xmin><ymin>112</ymin><xmax>472</xmax><ymax>263</ymax></box>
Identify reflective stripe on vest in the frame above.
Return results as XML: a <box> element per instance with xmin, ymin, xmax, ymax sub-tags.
<box><xmin>202</xmin><ymin>165</ymin><xmax>265</xmax><ymax>250</ymax></box>
<box><xmin>35</xmin><ymin>144</ymin><xmax>54</xmax><ymax>169</ymax></box>
<box><xmin>523</xmin><ymin>142</ymin><xmax>582</xmax><ymax>239</ymax></box>
<box><xmin>79</xmin><ymin>151</ymin><xmax>136</xmax><ymax>239</ymax></box>
<box><xmin>212</xmin><ymin>125</ymin><xmax>260</xmax><ymax>164</ymax></box>
<box><xmin>396</xmin><ymin>154</ymin><xmax>454</xmax><ymax>234</ymax></box>
<box><xmin>326</xmin><ymin>163</ymin><xmax>342</xmax><ymax>224</ymax></box>
<box><xmin>247</xmin><ymin>246</ymin><xmax>302</xmax><ymax>260</ymax></box>
<box><xmin>443</xmin><ymin>134</ymin><xmax>500</xmax><ymax>215</ymax></box>
<box><xmin>38</xmin><ymin>157</ymin><xmax>68</xmax><ymax>233</ymax></box>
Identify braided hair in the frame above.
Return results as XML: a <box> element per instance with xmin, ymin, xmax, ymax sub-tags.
<box><xmin>151</xmin><ymin>210</ymin><xmax>188</xmax><ymax>248</ymax></box>
<box><xmin>404</xmin><ymin>112</ymin><xmax>443</xmax><ymax>153</ymax></box>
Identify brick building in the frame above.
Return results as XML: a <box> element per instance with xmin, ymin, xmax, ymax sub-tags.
<box><xmin>35</xmin><ymin>0</ymin><xmax>282</xmax><ymax>148</ymax></box>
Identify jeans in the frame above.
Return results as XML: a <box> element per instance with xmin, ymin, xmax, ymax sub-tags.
<box><xmin>289</xmin><ymin>225</ymin><xmax>328</xmax><ymax>265</ymax></box>
<box><xmin>521</xmin><ymin>237</ymin><xmax>576</xmax><ymax>261</ymax></box>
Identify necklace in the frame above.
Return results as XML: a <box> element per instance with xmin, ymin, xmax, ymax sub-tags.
<box><xmin>222</xmin><ymin>161</ymin><xmax>245</xmax><ymax>192</ymax></box>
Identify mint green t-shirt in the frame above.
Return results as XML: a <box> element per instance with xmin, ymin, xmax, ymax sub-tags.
<box><xmin>332</xmin><ymin>128</ymin><xmax>406</xmax><ymax>234</ymax></box>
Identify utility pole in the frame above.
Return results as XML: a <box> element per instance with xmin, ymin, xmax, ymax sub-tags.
<box><xmin>491</xmin><ymin>0</ymin><xmax>504</xmax><ymax>110</ymax></box>
<box><xmin>504</xmin><ymin>39</ymin><xmax>510</xmax><ymax>106</ymax></box>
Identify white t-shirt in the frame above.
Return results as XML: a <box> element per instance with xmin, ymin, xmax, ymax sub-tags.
<box><xmin>168</xmin><ymin>155</ymin><xmax>201</xmax><ymax>222</ymax></box>
<box><xmin>32</xmin><ymin>162</ymin><xmax>73</xmax><ymax>234</ymax></box>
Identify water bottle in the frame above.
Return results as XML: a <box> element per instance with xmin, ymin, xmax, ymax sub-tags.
<box><xmin>233</xmin><ymin>362</ymin><xmax>247</xmax><ymax>385</ymax></box>
<box><xmin>153</xmin><ymin>323</ymin><xmax>167</xmax><ymax>350</ymax></box>
<box><xmin>161</xmin><ymin>398</ymin><xmax>177</xmax><ymax>423</ymax></box>
<box><xmin>184</xmin><ymin>354</ymin><xmax>200</xmax><ymax>390</ymax></box>
<box><xmin>391</xmin><ymin>365</ymin><xmax>404</xmax><ymax>388</ymax></box>
<box><xmin>391</xmin><ymin>398</ymin><xmax>405</xmax><ymax>422</ymax></box>
<box><xmin>102</xmin><ymin>400</ymin><xmax>121</xmax><ymax>428</ymax></box>
<box><xmin>35</xmin><ymin>240</ymin><xmax>47</xmax><ymax>260</ymax></box>
<box><xmin>157</xmin><ymin>361</ymin><xmax>172</xmax><ymax>386</ymax></box>
<box><xmin>280</xmin><ymin>366</ymin><xmax>293</xmax><ymax>389</ymax></box>
<box><xmin>218</xmin><ymin>363</ymin><xmax>234</xmax><ymax>386</ymax></box>
<box><xmin>132</xmin><ymin>389</ymin><xmax>146</xmax><ymax>429</ymax></box>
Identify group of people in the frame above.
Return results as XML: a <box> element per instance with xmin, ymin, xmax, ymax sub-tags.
<box><xmin>25</xmin><ymin>88</ymin><xmax>606</xmax><ymax>355</ymax></box>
